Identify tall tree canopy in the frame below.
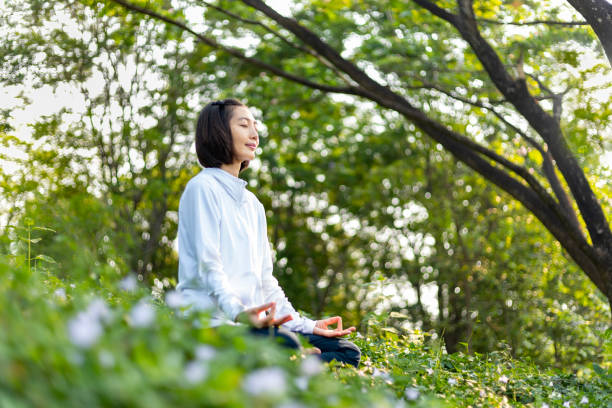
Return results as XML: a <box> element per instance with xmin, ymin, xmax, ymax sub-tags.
<box><xmin>107</xmin><ymin>0</ymin><xmax>612</xmax><ymax>310</ymax></box>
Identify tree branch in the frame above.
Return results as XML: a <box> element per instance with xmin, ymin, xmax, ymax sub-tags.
<box><xmin>477</xmin><ymin>18</ymin><xmax>588</xmax><ymax>27</ymax></box>
<box><xmin>108</xmin><ymin>0</ymin><xmax>369</xmax><ymax>97</ymax></box>
<box><xmin>446</xmin><ymin>0</ymin><xmax>612</xmax><ymax>250</ymax></box>
<box><xmin>196</xmin><ymin>0</ymin><xmax>357</xmax><ymax>86</ymax></box>
<box><xmin>240</xmin><ymin>0</ymin><xmax>410</xmax><ymax>109</ymax></box>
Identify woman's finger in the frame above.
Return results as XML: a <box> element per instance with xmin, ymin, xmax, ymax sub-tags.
<box><xmin>253</xmin><ymin>302</ymin><xmax>275</xmax><ymax>313</ymax></box>
<box><xmin>273</xmin><ymin>314</ymin><xmax>293</xmax><ymax>326</ymax></box>
<box><xmin>262</xmin><ymin>303</ymin><xmax>276</xmax><ymax>325</ymax></box>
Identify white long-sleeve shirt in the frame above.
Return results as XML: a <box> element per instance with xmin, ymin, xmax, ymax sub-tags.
<box><xmin>176</xmin><ymin>167</ymin><xmax>316</xmax><ymax>334</ymax></box>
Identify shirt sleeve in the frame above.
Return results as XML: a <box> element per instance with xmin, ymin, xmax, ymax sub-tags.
<box><xmin>181</xmin><ymin>181</ymin><xmax>246</xmax><ymax>321</ymax></box>
<box><xmin>258</xmin><ymin>204</ymin><xmax>317</xmax><ymax>334</ymax></box>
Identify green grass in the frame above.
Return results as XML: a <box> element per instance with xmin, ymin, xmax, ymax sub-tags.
<box><xmin>0</xmin><ymin>254</ymin><xmax>610</xmax><ymax>408</ymax></box>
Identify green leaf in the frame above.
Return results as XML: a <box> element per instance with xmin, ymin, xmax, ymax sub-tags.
<box><xmin>34</xmin><ymin>254</ymin><xmax>56</xmax><ymax>264</ymax></box>
<box><xmin>32</xmin><ymin>226</ymin><xmax>56</xmax><ymax>232</ymax></box>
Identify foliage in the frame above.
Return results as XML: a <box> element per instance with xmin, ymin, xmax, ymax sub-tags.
<box><xmin>0</xmin><ymin>0</ymin><xmax>610</xmax><ymax>378</ymax></box>
<box><xmin>0</xmin><ymin>229</ymin><xmax>609</xmax><ymax>408</ymax></box>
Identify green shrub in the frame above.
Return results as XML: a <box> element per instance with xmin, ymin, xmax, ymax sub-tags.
<box><xmin>0</xmin><ymin>227</ymin><xmax>609</xmax><ymax>407</ymax></box>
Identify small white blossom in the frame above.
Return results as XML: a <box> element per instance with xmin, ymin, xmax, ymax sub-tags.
<box><xmin>549</xmin><ymin>381</ymin><xmax>554</xmax><ymax>387</ymax></box>
<box><xmin>579</xmin><ymin>396</ymin><xmax>589</xmax><ymax>404</ymax></box>
<box><xmin>195</xmin><ymin>344</ymin><xmax>217</xmax><ymax>361</ymax></box>
<box><xmin>86</xmin><ymin>298</ymin><xmax>112</xmax><ymax>323</ymax></box>
<box><xmin>294</xmin><ymin>376</ymin><xmax>308</xmax><ymax>391</ymax></box>
<box><xmin>184</xmin><ymin>361</ymin><xmax>208</xmax><ymax>384</ymax></box>
<box><xmin>54</xmin><ymin>288</ymin><xmax>66</xmax><ymax>301</ymax></box>
<box><xmin>426</xmin><ymin>367</ymin><xmax>434</xmax><ymax>375</ymax></box>
<box><xmin>242</xmin><ymin>367</ymin><xmax>286</xmax><ymax>396</ymax></box>
<box><xmin>300</xmin><ymin>355</ymin><xmax>323</xmax><ymax>377</ymax></box>
<box><xmin>542</xmin><ymin>403</ymin><xmax>550</xmax><ymax>408</ymax></box>
<box><xmin>119</xmin><ymin>275</ymin><xmax>138</xmax><ymax>292</ymax></box>
<box><xmin>67</xmin><ymin>298</ymin><xmax>112</xmax><ymax>348</ymax></box>
<box><xmin>68</xmin><ymin>313</ymin><xmax>103</xmax><ymax>348</ymax></box>
<box><xmin>551</xmin><ymin>391</ymin><xmax>561</xmax><ymax>399</ymax></box>
<box><xmin>499</xmin><ymin>375</ymin><xmax>509</xmax><ymax>384</ymax></box>
<box><xmin>129</xmin><ymin>301</ymin><xmax>155</xmax><ymax>328</ymax></box>
<box><xmin>67</xmin><ymin>351</ymin><xmax>84</xmax><ymax>365</ymax></box>
<box><xmin>98</xmin><ymin>350</ymin><xmax>115</xmax><ymax>367</ymax></box>
<box><xmin>479</xmin><ymin>389</ymin><xmax>486</xmax><ymax>397</ymax></box>
<box><xmin>563</xmin><ymin>402</ymin><xmax>571</xmax><ymax>408</ymax></box>
<box><xmin>448</xmin><ymin>378</ymin><xmax>457</xmax><ymax>386</ymax></box>
<box><xmin>165</xmin><ymin>290</ymin><xmax>185</xmax><ymax>308</ymax></box>
<box><xmin>404</xmin><ymin>387</ymin><xmax>420</xmax><ymax>401</ymax></box>
<box><xmin>70</xmin><ymin>283</ymin><xmax>76</xmax><ymax>288</ymax></box>
<box><xmin>372</xmin><ymin>367</ymin><xmax>392</xmax><ymax>382</ymax></box>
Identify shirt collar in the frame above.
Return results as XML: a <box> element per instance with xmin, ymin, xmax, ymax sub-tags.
<box><xmin>204</xmin><ymin>167</ymin><xmax>247</xmax><ymax>204</ymax></box>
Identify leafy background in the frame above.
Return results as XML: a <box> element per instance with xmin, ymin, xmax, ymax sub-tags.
<box><xmin>0</xmin><ymin>0</ymin><xmax>610</xmax><ymax>406</ymax></box>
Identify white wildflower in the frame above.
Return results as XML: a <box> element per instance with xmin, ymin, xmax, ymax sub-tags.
<box><xmin>300</xmin><ymin>355</ymin><xmax>323</xmax><ymax>377</ymax></box>
<box><xmin>184</xmin><ymin>361</ymin><xmax>208</xmax><ymax>384</ymax></box>
<box><xmin>86</xmin><ymin>298</ymin><xmax>112</xmax><ymax>323</ymax></box>
<box><xmin>129</xmin><ymin>301</ymin><xmax>155</xmax><ymax>328</ymax></box>
<box><xmin>579</xmin><ymin>396</ymin><xmax>588</xmax><ymax>404</ymax></box>
<box><xmin>426</xmin><ymin>367</ymin><xmax>434</xmax><ymax>375</ymax></box>
<box><xmin>68</xmin><ymin>312</ymin><xmax>103</xmax><ymax>348</ymax></box>
<box><xmin>563</xmin><ymin>402</ymin><xmax>571</xmax><ymax>408</ymax></box>
<box><xmin>195</xmin><ymin>344</ymin><xmax>217</xmax><ymax>361</ymax></box>
<box><xmin>165</xmin><ymin>290</ymin><xmax>185</xmax><ymax>308</ymax></box>
<box><xmin>372</xmin><ymin>367</ymin><xmax>393</xmax><ymax>383</ymax></box>
<box><xmin>242</xmin><ymin>367</ymin><xmax>286</xmax><ymax>396</ymax></box>
<box><xmin>551</xmin><ymin>391</ymin><xmax>561</xmax><ymax>399</ymax></box>
<box><xmin>98</xmin><ymin>350</ymin><xmax>115</xmax><ymax>367</ymax></box>
<box><xmin>119</xmin><ymin>274</ymin><xmax>138</xmax><ymax>292</ymax></box>
<box><xmin>404</xmin><ymin>387</ymin><xmax>420</xmax><ymax>401</ymax></box>
<box><xmin>542</xmin><ymin>404</ymin><xmax>550</xmax><ymax>408</ymax></box>
<box><xmin>67</xmin><ymin>350</ymin><xmax>84</xmax><ymax>366</ymax></box>
<box><xmin>67</xmin><ymin>298</ymin><xmax>112</xmax><ymax>348</ymax></box>
<box><xmin>70</xmin><ymin>283</ymin><xmax>76</xmax><ymax>288</ymax></box>
<box><xmin>54</xmin><ymin>288</ymin><xmax>66</xmax><ymax>301</ymax></box>
<box><xmin>499</xmin><ymin>375</ymin><xmax>509</xmax><ymax>384</ymax></box>
<box><xmin>294</xmin><ymin>376</ymin><xmax>308</xmax><ymax>391</ymax></box>
<box><xmin>479</xmin><ymin>389</ymin><xmax>486</xmax><ymax>397</ymax></box>
<box><xmin>448</xmin><ymin>378</ymin><xmax>457</xmax><ymax>386</ymax></box>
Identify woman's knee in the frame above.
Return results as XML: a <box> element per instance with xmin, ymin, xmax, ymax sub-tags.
<box><xmin>342</xmin><ymin>341</ymin><xmax>361</xmax><ymax>367</ymax></box>
<box><xmin>250</xmin><ymin>326</ymin><xmax>301</xmax><ymax>350</ymax></box>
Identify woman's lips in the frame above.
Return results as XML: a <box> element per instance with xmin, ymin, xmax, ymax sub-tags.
<box><xmin>246</xmin><ymin>144</ymin><xmax>257</xmax><ymax>150</ymax></box>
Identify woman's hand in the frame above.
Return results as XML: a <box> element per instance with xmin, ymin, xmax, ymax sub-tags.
<box><xmin>235</xmin><ymin>302</ymin><xmax>293</xmax><ymax>328</ymax></box>
<box><xmin>313</xmin><ymin>316</ymin><xmax>356</xmax><ymax>338</ymax></box>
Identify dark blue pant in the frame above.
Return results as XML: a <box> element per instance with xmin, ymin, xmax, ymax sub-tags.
<box><xmin>250</xmin><ymin>326</ymin><xmax>361</xmax><ymax>367</ymax></box>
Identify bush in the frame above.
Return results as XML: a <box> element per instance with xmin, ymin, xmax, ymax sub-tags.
<box><xmin>0</xmin><ymin>228</ymin><xmax>609</xmax><ymax>407</ymax></box>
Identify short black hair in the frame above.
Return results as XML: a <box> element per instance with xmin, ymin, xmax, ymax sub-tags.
<box><xmin>195</xmin><ymin>98</ymin><xmax>249</xmax><ymax>172</ymax></box>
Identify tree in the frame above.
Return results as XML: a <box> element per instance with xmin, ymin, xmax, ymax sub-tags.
<box><xmin>0</xmin><ymin>0</ymin><xmax>222</xmax><ymax>280</ymax></box>
<box><xmin>108</xmin><ymin>0</ymin><xmax>612</xmax><ymax>311</ymax></box>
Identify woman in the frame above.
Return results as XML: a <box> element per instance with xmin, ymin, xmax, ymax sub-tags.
<box><xmin>176</xmin><ymin>98</ymin><xmax>360</xmax><ymax>367</ymax></box>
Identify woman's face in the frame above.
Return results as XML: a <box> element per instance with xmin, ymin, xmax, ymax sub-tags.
<box><xmin>229</xmin><ymin>105</ymin><xmax>259</xmax><ymax>164</ymax></box>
